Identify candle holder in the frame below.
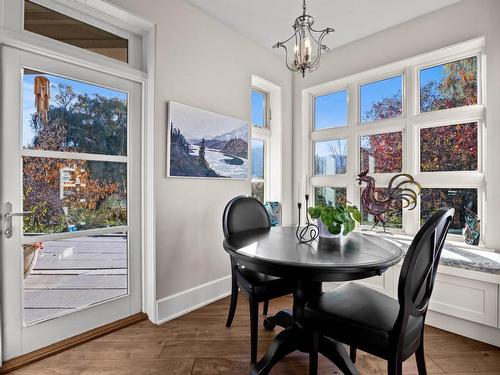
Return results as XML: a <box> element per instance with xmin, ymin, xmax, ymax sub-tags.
<box><xmin>296</xmin><ymin>194</ymin><xmax>319</xmax><ymax>243</ymax></box>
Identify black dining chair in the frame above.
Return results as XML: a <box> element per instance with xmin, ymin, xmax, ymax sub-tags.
<box><xmin>306</xmin><ymin>208</ymin><xmax>454</xmax><ymax>375</ymax></box>
<box><xmin>223</xmin><ymin>196</ymin><xmax>295</xmax><ymax>363</ymax></box>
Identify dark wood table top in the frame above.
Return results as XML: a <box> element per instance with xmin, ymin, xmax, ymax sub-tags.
<box><xmin>223</xmin><ymin>226</ymin><xmax>404</xmax><ymax>282</ymax></box>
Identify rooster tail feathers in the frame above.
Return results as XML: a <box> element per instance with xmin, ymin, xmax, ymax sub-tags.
<box><xmin>387</xmin><ymin>174</ymin><xmax>422</xmax><ymax>196</ymax></box>
<box><xmin>395</xmin><ymin>189</ymin><xmax>419</xmax><ymax>210</ymax></box>
<box><xmin>386</xmin><ymin>174</ymin><xmax>421</xmax><ymax>210</ymax></box>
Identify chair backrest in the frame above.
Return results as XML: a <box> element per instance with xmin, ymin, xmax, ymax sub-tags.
<box><xmin>397</xmin><ymin>208</ymin><xmax>454</xmax><ymax>317</ymax></box>
<box><xmin>393</xmin><ymin>208</ymin><xmax>454</xmax><ymax>351</ymax></box>
<box><xmin>222</xmin><ymin>196</ymin><xmax>271</xmax><ymax>238</ymax></box>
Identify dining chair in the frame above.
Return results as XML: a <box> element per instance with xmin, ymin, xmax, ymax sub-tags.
<box><xmin>305</xmin><ymin>207</ymin><xmax>454</xmax><ymax>375</ymax></box>
<box><xmin>223</xmin><ymin>196</ymin><xmax>295</xmax><ymax>363</ymax></box>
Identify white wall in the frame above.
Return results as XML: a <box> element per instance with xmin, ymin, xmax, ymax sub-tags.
<box><xmin>108</xmin><ymin>0</ymin><xmax>293</xmax><ymax>315</ymax></box>
<box><xmin>292</xmin><ymin>0</ymin><xmax>500</xmax><ymax>250</ymax></box>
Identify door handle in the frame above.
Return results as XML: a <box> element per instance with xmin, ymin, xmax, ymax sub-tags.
<box><xmin>2</xmin><ymin>202</ymin><xmax>31</xmax><ymax>238</ymax></box>
<box><xmin>5</xmin><ymin>212</ymin><xmax>31</xmax><ymax>218</ymax></box>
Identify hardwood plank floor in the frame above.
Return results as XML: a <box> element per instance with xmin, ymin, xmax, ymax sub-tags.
<box><xmin>10</xmin><ymin>293</ymin><xmax>500</xmax><ymax>374</ymax></box>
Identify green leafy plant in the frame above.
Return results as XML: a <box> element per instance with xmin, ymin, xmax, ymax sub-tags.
<box><xmin>308</xmin><ymin>204</ymin><xmax>362</xmax><ymax>236</ymax></box>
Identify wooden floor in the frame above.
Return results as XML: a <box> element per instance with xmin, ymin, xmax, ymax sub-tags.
<box><xmin>11</xmin><ymin>294</ymin><xmax>500</xmax><ymax>375</ymax></box>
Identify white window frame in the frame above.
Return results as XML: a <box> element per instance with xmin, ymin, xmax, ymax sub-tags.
<box><xmin>251</xmin><ymin>86</ymin><xmax>271</xmax><ymax>129</ymax></box>
<box><xmin>251</xmin><ymin>80</ymin><xmax>273</xmax><ymax>202</ymax></box>
<box><xmin>301</xmin><ymin>37</ymin><xmax>486</xmax><ymax>244</ymax></box>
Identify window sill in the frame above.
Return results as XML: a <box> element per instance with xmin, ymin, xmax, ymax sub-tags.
<box><xmin>361</xmin><ymin>230</ymin><xmax>500</xmax><ymax>277</ymax></box>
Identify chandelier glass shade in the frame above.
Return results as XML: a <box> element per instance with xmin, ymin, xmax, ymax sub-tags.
<box><xmin>273</xmin><ymin>0</ymin><xmax>334</xmax><ymax>77</ymax></box>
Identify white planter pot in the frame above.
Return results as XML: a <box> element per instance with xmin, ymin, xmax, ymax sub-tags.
<box><xmin>317</xmin><ymin>219</ymin><xmax>343</xmax><ymax>240</ymax></box>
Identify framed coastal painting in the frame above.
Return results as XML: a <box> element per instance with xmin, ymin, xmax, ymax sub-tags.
<box><xmin>167</xmin><ymin>101</ymin><xmax>249</xmax><ymax>179</ymax></box>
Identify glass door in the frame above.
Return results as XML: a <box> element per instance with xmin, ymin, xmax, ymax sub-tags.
<box><xmin>1</xmin><ymin>46</ymin><xmax>142</xmax><ymax>359</ymax></box>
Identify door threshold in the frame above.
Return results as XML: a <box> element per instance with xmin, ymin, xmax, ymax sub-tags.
<box><xmin>0</xmin><ymin>313</ymin><xmax>148</xmax><ymax>374</ymax></box>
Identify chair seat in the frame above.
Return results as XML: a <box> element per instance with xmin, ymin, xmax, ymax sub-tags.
<box><xmin>236</xmin><ymin>266</ymin><xmax>294</xmax><ymax>295</ymax></box>
<box><xmin>305</xmin><ymin>283</ymin><xmax>423</xmax><ymax>356</ymax></box>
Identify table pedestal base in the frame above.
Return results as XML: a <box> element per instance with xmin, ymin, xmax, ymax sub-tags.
<box><xmin>252</xmin><ymin>281</ymin><xmax>360</xmax><ymax>375</ymax></box>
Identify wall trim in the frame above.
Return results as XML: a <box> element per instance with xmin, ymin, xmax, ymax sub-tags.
<box><xmin>426</xmin><ymin>310</ymin><xmax>500</xmax><ymax>347</ymax></box>
<box><xmin>157</xmin><ymin>275</ymin><xmax>232</xmax><ymax>325</ymax></box>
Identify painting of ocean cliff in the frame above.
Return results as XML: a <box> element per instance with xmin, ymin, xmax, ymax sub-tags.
<box><xmin>167</xmin><ymin>102</ymin><xmax>249</xmax><ymax>179</ymax></box>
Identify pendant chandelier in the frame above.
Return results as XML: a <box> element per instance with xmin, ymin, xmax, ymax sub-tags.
<box><xmin>273</xmin><ymin>0</ymin><xmax>334</xmax><ymax>77</ymax></box>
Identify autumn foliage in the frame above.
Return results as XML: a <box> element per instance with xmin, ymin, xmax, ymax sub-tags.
<box><xmin>420</xmin><ymin>123</ymin><xmax>478</xmax><ymax>172</ymax></box>
<box><xmin>23</xmin><ymin>81</ymin><xmax>127</xmax><ymax>234</ymax></box>
<box><xmin>360</xmin><ymin>132</ymin><xmax>402</xmax><ymax>173</ymax></box>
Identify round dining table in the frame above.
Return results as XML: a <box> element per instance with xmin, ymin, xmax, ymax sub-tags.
<box><xmin>223</xmin><ymin>226</ymin><xmax>404</xmax><ymax>375</ymax></box>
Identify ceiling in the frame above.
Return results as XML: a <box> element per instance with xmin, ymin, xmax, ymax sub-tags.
<box><xmin>187</xmin><ymin>0</ymin><xmax>461</xmax><ymax>53</ymax></box>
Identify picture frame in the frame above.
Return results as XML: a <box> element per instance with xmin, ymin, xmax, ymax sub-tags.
<box><xmin>166</xmin><ymin>101</ymin><xmax>250</xmax><ymax>179</ymax></box>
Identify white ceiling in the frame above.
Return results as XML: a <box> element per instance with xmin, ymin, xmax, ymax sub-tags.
<box><xmin>187</xmin><ymin>0</ymin><xmax>461</xmax><ymax>52</ymax></box>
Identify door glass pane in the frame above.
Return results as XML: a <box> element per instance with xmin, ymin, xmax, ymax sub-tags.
<box><xmin>420</xmin><ymin>122</ymin><xmax>478</xmax><ymax>172</ymax></box>
<box><xmin>314</xmin><ymin>90</ymin><xmax>347</xmax><ymax>130</ymax></box>
<box><xmin>360</xmin><ymin>187</ymin><xmax>403</xmax><ymax>229</ymax></box>
<box><xmin>314</xmin><ymin>187</ymin><xmax>347</xmax><ymax>207</ymax></box>
<box><xmin>314</xmin><ymin>139</ymin><xmax>348</xmax><ymax>175</ymax></box>
<box><xmin>23</xmin><ymin>232</ymin><xmax>128</xmax><ymax>324</ymax></box>
<box><xmin>24</xmin><ymin>0</ymin><xmax>128</xmax><ymax>63</ymax></box>
<box><xmin>360</xmin><ymin>75</ymin><xmax>403</xmax><ymax>123</ymax></box>
<box><xmin>23</xmin><ymin>157</ymin><xmax>127</xmax><ymax>235</ymax></box>
<box><xmin>420</xmin><ymin>188</ymin><xmax>477</xmax><ymax>235</ymax></box>
<box><xmin>251</xmin><ymin>90</ymin><xmax>267</xmax><ymax>128</ymax></box>
<box><xmin>23</xmin><ymin>70</ymin><xmax>128</xmax><ymax>156</ymax></box>
<box><xmin>360</xmin><ymin>131</ymin><xmax>403</xmax><ymax>173</ymax></box>
<box><xmin>420</xmin><ymin>56</ymin><xmax>478</xmax><ymax>112</ymax></box>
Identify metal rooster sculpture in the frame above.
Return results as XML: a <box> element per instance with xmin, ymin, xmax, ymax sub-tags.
<box><xmin>358</xmin><ymin>171</ymin><xmax>421</xmax><ymax>232</ymax></box>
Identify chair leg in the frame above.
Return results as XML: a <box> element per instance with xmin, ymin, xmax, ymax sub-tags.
<box><xmin>249</xmin><ymin>297</ymin><xmax>259</xmax><ymax>364</ymax></box>
<box><xmin>388</xmin><ymin>359</ymin><xmax>402</xmax><ymax>375</ymax></box>
<box><xmin>416</xmin><ymin>340</ymin><xmax>427</xmax><ymax>375</ymax></box>
<box><xmin>350</xmin><ymin>346</ymin><xmax>357</xmax><ymax>363</ymax></box>
<box><xmin>263</xmin><ymin>299</ymin><xmax>269</xmax><ymax>316</ymax></box>
<box><xmin>225</xmin><ymin>267</ymin><xmax>238</xmax><ymax>328</ymax></box>
<box><xmin>309</xmin><ymin>332</ymin><xmax>319</xmax><ymax>375</ymax></box>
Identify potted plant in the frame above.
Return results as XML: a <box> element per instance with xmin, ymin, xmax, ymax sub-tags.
<box><xmin>308</xmin><ymin>204</ymin><xmax>361</xmax><ymax>239</ymax></box>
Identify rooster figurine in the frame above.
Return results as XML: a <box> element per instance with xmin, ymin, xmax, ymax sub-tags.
<box><xmin>357</xmin><ymin>170</ymin><xmax>421</xmax><ymax>232</ymax></box>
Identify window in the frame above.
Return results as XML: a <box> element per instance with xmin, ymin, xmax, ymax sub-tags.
<box><xmin>251</xmin><ymin>85</ymin><xmax>271</xmax><ymax>202</ymax></box>
<box><xmin>22</xmin><ymin>70</ymin><xmax>128</xmax><ymax>234</ymax></box>
<box><xmin>251</xmin><ymin>139</ymin><xmax>265</xmax><ymax>202</ymax></box>
<box><xmin>251</xmin><ymin>88</ymin><xmax>269</xmax><ymax>128</ymax></box>
<box><xmin>21</xmin><ymin>69</ymin><xmax>130</xmax><ymax>323</ymax></box>
<box><xmin>314</xmin><ymin>187</ymin><xmax>346</xmax><ymax>207</ymax></box>
<box><xmin>420</xmin><ymin>188</ymin><xmax>477</xmax><ymax>235</ymax></box>
<box><xmin>420</xmin><ymin>56</ymin><xmax>478</xmax><ymax>113</ymax></box>
<box><xmin>360</xmin><ymin>75</ymin><xmax>403</xmax><ymax>123</ymax></box>
<box><xmin>24</xmin><ymin>0</ymin><xmax>128</xmax><ymax>63</ymax></box>
<box><xmin>420</xmin><ymin>122</ymin><xmax>478</xmax><ymax>172</ymax></box>
<box><xmin>314</xmin><ymin>139</ymin><xmax>348</xmax><ymax>175</ymax></box>
<box><xmin>314</xmin><ymin>90</ymin><xmax>347</xmax><ymax>130</ymax></box>
<box><xmin>305</xmin><ymin>39</ymin><xmax>484</xmax><ymax>242</ymax></box>
<box><xmin>360</xmin><ymin>131</ymin><xmax>403</xmax><ymax>173</ymax></box>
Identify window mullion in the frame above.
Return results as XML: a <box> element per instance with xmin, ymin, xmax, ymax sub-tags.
<box><xmin>347</xmin><ymin>82</ymin><xmax>357</xmax><ymax>204</ymax></box>
<box><xmin>405</xmin><ymin>65</ymin><xmax>419</xmax><ymax>235</ymax></box>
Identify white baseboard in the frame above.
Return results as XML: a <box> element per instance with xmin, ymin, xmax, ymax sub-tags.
<box><xmin>426</xmin><ymin>310</ymin><xmax>500</xmax><ymax>347</ymax></box>
<box><xmin>156</xmin><ymin>275</ymin><xmax>232</xmax><ymax>325</ymax></box>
